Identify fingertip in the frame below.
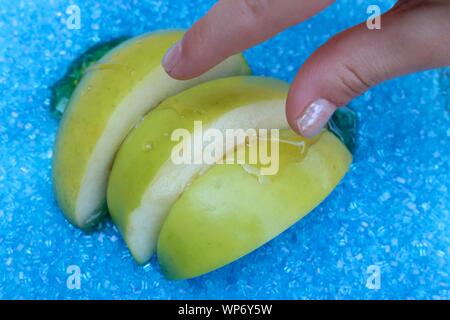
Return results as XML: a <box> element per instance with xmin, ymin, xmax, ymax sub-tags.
<box><xmin>162</xmin><ymin>41</ymin><xmax>182</xmax><ymax>77</ymax></box>
<box><xmin>295</xmin><ymin>98</ymin><xmax>337</xmax><ymax>137</ymax></box>
<box><xmin>285</xmin><ymin>55</ymin><xmax>339</xmax><ymax>138</ymax></box>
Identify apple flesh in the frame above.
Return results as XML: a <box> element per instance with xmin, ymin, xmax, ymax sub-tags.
<box><xmin>157</xmin><ymin>130</ymin><xmax>352</xmax><ymax>280</ymax></box>
<box><xmin>107</xmin><ymin>76</ymin><xmax>290</xmax><ymax>264</ymax></box>
<box><xmin>53</xmin><ymin>30</ymin><xmax>250</xmax><ymax>229</ymax></box>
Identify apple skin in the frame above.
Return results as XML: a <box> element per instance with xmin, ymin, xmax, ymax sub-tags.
<box><xmin>157</xmin><ymin>130</ymin><xmax>352</xmax><ymax>280</ymax></box>
<box><xmin>107</xmin><ymin>76</ymin><xmax>290</xmax><ymax>264</ymax></box>
<box><xmin>53</xmin><ymin>30</ymin><xmax>250</xmax><ymax>229</ymax></box>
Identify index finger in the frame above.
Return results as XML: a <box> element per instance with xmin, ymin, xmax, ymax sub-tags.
<box><xmin>162</xmin><ymin>0</ymin><xmax>335</xmax><ymax>79</ymax></box>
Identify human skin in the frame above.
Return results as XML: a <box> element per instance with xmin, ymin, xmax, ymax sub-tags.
<box><xmin>161</xmin><ymin>0</ymin><xmax>450</xmax><ymax>137</ymax></box>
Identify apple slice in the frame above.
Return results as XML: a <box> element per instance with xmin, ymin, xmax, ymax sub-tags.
<box><xmin>157</xmin><ymin>129</ymin><xmax>352</xmax><ymax>280</ymax></box>
<box><xmin>107</xmin><ymin>76</ymin><xmax>290</xmax><ymax>263</ymax></box>
<box><xmin>53</xmin><ymin>30</ymin><xmax>250</xmax><ymax>229</ymax></box>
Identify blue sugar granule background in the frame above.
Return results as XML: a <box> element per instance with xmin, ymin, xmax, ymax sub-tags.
<box><xmin>0</xmin><ymin>0</ymin><xmax>449</xmax><ymax>299</ymax></box>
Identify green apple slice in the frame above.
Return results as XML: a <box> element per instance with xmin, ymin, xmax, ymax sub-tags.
<box><xmin>107</xmin><ymin>76</ymin><xmax>290</xmax><ymax>263</ymax></box>
<box><xmin>157</xmin><ymin>129</ymin><xmax>352</xmax><ymax>280</ymax></box>
<box><xmin>53</xmin><ymin>30</ymin><xmax>251</xmax><ymax>229</ymax></box>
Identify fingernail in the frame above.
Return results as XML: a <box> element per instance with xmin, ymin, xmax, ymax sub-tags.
<box><xmin>296</xmin><ymin>98</ymin><xmax>337</xmax><ymax>138</ymax></box>
<box><xmin>162</xmin><ymin>41</ymin><xmax>182</xmax><ymax>74</ymax></box>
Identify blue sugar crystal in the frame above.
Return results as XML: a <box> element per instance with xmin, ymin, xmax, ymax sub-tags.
<box><xmin>0</xmin><ymin>0</ymin><xmax>449</xmax><ymax>299</ymax></box>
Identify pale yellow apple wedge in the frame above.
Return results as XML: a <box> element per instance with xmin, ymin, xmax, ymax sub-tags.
<box><xmin>107</xmin><ymin>76</ymin><xmax>290</xmax><ymax>263</ymax></box>
<box><xmin>53</xmin><ymin>30</ymin><xmax>250</xmax><ymax>229</ymax></box>
<box><xmin>157</xmin><ymin>130</ymin><xmax>352</xmax><ymax>280</ymax></box>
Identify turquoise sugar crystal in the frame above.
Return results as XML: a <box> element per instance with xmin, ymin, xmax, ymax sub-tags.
<box><xmin>50</xmin><ymin>37</ymin><xmax>129</xmax><ymax>118</ymax></box>
<box><xmin>328</xmin><ymin>107</ymin><xmax>358</xmax><ymax>153</ymax></box>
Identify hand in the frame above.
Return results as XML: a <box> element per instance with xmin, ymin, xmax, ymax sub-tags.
<box><xmin>162</xmin><ymin>0</ymin><xmax>450</xmax><ymax>137</ymax></box>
